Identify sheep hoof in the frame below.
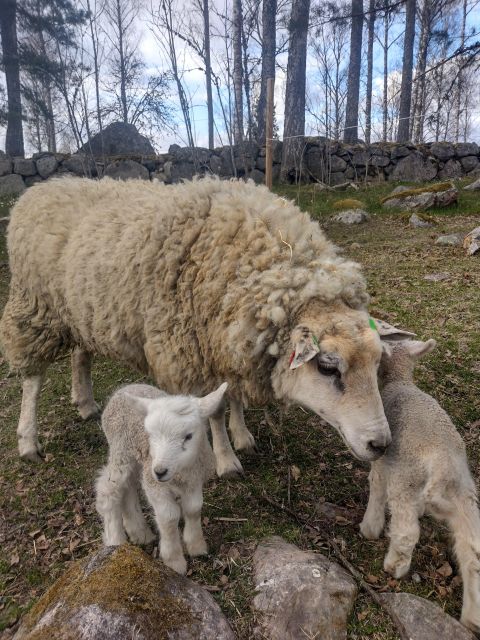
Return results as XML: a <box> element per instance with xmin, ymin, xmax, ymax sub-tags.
<box><xmin>460</xmin><ymin>614</ymin><xmax>480</xmax><ymax>636</ymax></box>
<box><xmin>164</xmin><ymin>557</ymin><xmax>187</xmax><ymax>575</ymax></box>
<box><xmin>19</xmin><ymin>442</ymin><xmax>45</xmax><ymax>463</ymax></box>
<box><xmin>187</xmin><ymin>539</ymin><xmax>208</xmax><ymax>557</ymax></box>
<box><xmin>233</xmin><ymin>431</ymin><xmax>257</xmax><ymax>454</ymax></box>
<box><xmin>128</xmin><ymin>528</ymin><xmax>157</xmax><ymax>545</ymax></box>
<box><xmin>216</xmin><ymin>455</ymin><xmax>244</xmax><ymax>479</ymax></box>
<box><xmin>77</xmin><ymin>402</ymin><xmax>101</xmax><ymax>420</ymax></box>
<box><xmin>359</xmin><ymin>520</ymin><xmax>383</xmax><ymax>540</ymax></box>
<box><xmin>383</xmin><ymin>557</ymin><xmax>410</xmax><ymax>579</ymax></box>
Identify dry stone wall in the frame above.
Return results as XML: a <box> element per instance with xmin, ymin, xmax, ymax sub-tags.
<box><xmin>1</xmin><ymin>139</ymin><xmax>479</xmax><ymax>196</ymax></box>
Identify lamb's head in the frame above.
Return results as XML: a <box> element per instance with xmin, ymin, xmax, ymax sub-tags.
<box><xmin>379</xmin><ymin>339</ymin><xmax>437</xmax><ymax>384</ymax></box>
<box><xmin>127</xmin><ymin>383</ymin><xmax>227</xmax><ymax>482</ymax></box>
<box><xmin>272</xmin><ymin>305</ymin><xmax>414</xmax><ymax>462</ymax></box>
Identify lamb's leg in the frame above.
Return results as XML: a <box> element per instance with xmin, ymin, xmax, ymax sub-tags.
<box><xmin>71</xmin><ymin>347</ymin><xmax>100</xmax><ymax>419</ymax></box>
<box><xmin>181</xmin><ymin>484</ymin><xmax>207</xmax><ymax>557</ymax></box>
<box><xmin>229</xmin><ymin>397</ymin><xmax>256</xmax><ymax>454</ymax></box>
<box><xmin>209</xmin><ymin>400</ymin><xmax>244</xmax><ymax>478</ymax></box>
<box><xmin>144</xmin><ymin>481</ymin><xmax>186</xmax><ymax>574</ymax></box>
<box><xmin>96</xmin><ymin>463</ymin><xmax>131</xmax><ymax>546</ymax></box>
<box><xmin>384</xmin><ymin>502</ymin><xmax>421</xmax><ymax>579</ymax></box>
<box><xmin>446</xmin><ymin>494</ymin><xmax>480</xmax><ymax>634</ymax></box>
<box><xmin>122</xmin><ymin>477</ymin><xmax>156</xmax><ymax>545</ymax></box>
<box><xmin>17</xmin><ymin>373</ymin><xmax>45</xmax><ymax>463</ymax></box>
<box><xmin>360</xmin><ymin>465</ymin><xmax>387</xmax><ymax>540</ymax></box>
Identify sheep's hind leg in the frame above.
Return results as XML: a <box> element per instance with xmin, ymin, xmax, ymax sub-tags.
<box><xmin>17</xmin><ymin>372</ymin><xmax>46</xmax><ymax>462</ymax></box>
<box><xmin>182</xmin><ymin>485</ymin><xmax>207</xmax><ymax>557</ymax></box>
<box><xmin>96</xmin><ymin>463</ymin><xmax>130</xmax><ymax>546</ymax></box>
<box><xmin>229</xmin><ymin>397</ymin><xmax>257</xmax><ymax>454</ymax></box>
<box><xmin>384</xmin><ymin>502</ymin><xmax>421</xmax><ymax>579</ymax></box>
<box><xmin>360</xmin><ymin>465</ymin><xmax>387</xmax><ymax>540</ymax></box>
<box><xmin>122</xmin><ymin>476</ymin><xmax>156</xmax><ymax>545</ymax></box>
<box><xmin>209</xmin><ymin>401</ymin><xmax>244</xmax><ymax>478</ymax></box>
<box><xmin>71</xmin><ymin>347</ymin><xmax>100</xmax><ymax>420</ymax></box>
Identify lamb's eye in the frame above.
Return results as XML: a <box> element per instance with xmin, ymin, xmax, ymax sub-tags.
<box><xmin>184</xmin><ymin>433</ymin><xmax>193</xmax><ymax>442</ymax></box>
<box><xmin>317</xmin><ymin>360</ymin><xmax>340</xmax><ymax>377</ymax></box>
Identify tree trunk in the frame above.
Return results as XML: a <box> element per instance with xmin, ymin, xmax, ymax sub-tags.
<box><xmin>343</xmin><ymin>0</ymin><xmax>363</xmax><ymax>143</ymax></box>
<box><xmin>396</xmin><ymin>0</ymin><xmax>416</xmax><ymax>142</ymax></box>
<box><xmin>382</xmin><ymin>0</ymin><xmax>389</xmax><ymax>142</ymax></box>
<box><xmin>115</xmin><ymin>0</ymin><xmax>128</xmax><ymax>123</ymax></box>
<box><xmin>202</xmin><ymin>0</ymin><xmax>214</xmax><ymax>149</ymax></box>
<box><xmin>232</xmin><ymin>0</ymin><xmax>244</xmax><ymax>145</ymax></box>
<box><xmin>412</xmin><ymin>4</ymin><xmax>430</xmax><ymax>143</ymax></box>
<box><xmin>280</xmin><ymin>0</ymin><xmax>310</xmax><ymax>182</ymax></box>
<box><xmin>364</xmin><ymin>0</ymin><xmax>375</xmax><ymax>145</ymax></box>
<box><xmin>256</xmin><ymin>0</ymin><xmax>277</xmax><ymax>145</ymax></box>
<box><xmin>454</xmin><ymin>0</ymin><xmax>467</xmax><ymax>142</ymax></box>
<box><xmin>0</xmin><ymin>0</ymin><xmax>24</xmax><ymax>156</ymax></box>
<box><xmin>86</xmin><ymin>0</ymin><xmax>104</xmax><ymax>152</ymax></box>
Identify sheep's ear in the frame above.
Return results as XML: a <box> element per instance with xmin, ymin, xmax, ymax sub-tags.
<box><xmin>404</xmin><ymin>339</ymin><xmax>437</xmax><ymax>359</ymax></box>
<box><xmin>371</xmin><ymin>317</ymin><xmax>416</xmax><ymax>341</ymax></box>
<box><xmin>123</xmin><ymin>393</ymin><xmax>154</xmax><ymax>416</ymax></box>
<box><xmin>289</xmin><ymin>325</ymin><xmax>321</xmax><ymax>370</ymax></box>
<box><xmin>197</xmin><ymin>382</ymin><xmax>228</xmax><ymax>419</ymax></box>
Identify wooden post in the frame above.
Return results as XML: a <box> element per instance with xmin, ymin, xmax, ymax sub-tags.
<box><xmin>265</xmin><ymin>77</ymin><xmax>275</xmax><ymax>189</ymax></box>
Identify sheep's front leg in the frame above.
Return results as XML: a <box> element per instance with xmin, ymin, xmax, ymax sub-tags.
<box><xmin>71</xmin><ymin>347</ymin><xmax>100</xmax><ymax>419</ymax></box>
<box><xmin>18</xmin><ymin>373</ymin><xmax>45</xmax><ymax>462</ymax></box>
<box><xmin>384</xmin><ymin>502</ymin><xmax>420</xmax><ymax>579</ymax></box>
<box><xmin>182</xmin><ymin>485</ymin><xmax>207</xmax><ymax>557</ymax></box>
<box><xmin>96</xmin><ymin>463</ymin><xmax>131</xmax><ymax>546</ymax></box>
<box><xmin>145</xmin><ymin>482</ymin><xmax>186</xmax><ymax>574</ymax></box>
<box><xmin>122</xmin><ymin>477</ymin><xmax>156</xmax><ymax>545</ymax></box>
<box><xmin>360</xmin><ymin>465</ymin><xmax>387</xmax><ymax>540</ymax></box>
<box><xmin>229</xmin><ymin>397</ymin><xmax>256</xmax><ymax>454</ymax></box>
<box><xmin>209</xmin><ymin>400</ymin><xmax>244</xmax><ymax>478</ymax></box>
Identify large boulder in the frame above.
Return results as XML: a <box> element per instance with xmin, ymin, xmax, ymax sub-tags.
<box><xmin>168</xmin><ymin>145</ymin><xmax>210</xmax><ymax>165</ymax></box>
<box><xmin>460</xmin><ymin>155</ymin><xmax>479</xmax><ymax>172</ymax></box>
<box><xmin>104</xmin><ymin>159</ymin><xmax>150</xmax><ymax>180</ymax></box>
<box><xmin>463</xmin><ymin>226</ymin><xmax>480</xmax><ymax>255</ymax></box>
<box><xmin>63</xmin><ymin>153</ymin><xmax>97</xmax><ymax>177</ymax></box>
<box><xmin>13</xmin><ymin>157</ymin><xmax>36</xmax><ymax>176</ymax></box>
<box><xmin>79</xmin><ymin>122</ymin><xmax>156</xmax><ymax>157</ymax></box>
<box><xmin>35</xmin><ymin>153</ymin><xmax>58</xmax><ymax>178</ymax></box>
<box><xmin>0</xmin><ymin>173</ymin><xmax>25</xmax><ymax>196</ymax></box>
<box><xmin>332</xmin><ymin>209</ymin><xmax>370</xmax><ymax>224</ymax></box>
<box><xmin>464</xmin><ymin>177</ymin><xmax>480</xmax><ymax>191</ymax></box>
<box><xmin>382</xmin><ymin>185</ymin><xmax>457</xmax><ymax>211</ymax></box>
<box><xmin>454</xmin><ymin>142</ymin><xmax>479</xmax><ymax>158</ymax></box>
<box><xmin>391</xmin><ymin>151</ymin><xmax>437</xmax><ymax>182</ymax></box>
<box><xmin>430</xmin><ymin>142</ymin><xmax>455</xmax><ymax>161</ymax></box>
<box><xmin>438</xmin><ymin>159</ymin><xmax>463</xmax><ymax>179</ymax></box>
<box><xmin>13</xmin><ymin>545</ymin><xmax>235</xmax><ymax>640</ymax></box>
<box><xmin>0</xmin><ymin>155</ymin><xmax>12</xmax><ymax>176</ymax></box>
<box><xmin>379</xmin><ymin>593</ymin><xmax>476</xmax><ymax>640</ymax></box>
<box><xmin>253</xmin><ymin>536</ymin><xmax>357</xmax><ymax>640</ymax></box>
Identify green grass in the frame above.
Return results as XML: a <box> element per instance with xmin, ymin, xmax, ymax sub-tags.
<box><xmin>0</xmin><ymin>181</ymin><xmax>479</xmax><ymax>638</ymax></box>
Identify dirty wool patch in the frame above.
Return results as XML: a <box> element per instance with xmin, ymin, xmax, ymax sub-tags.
<box><xmin>0</xmin><ymin>183</ymin><xmax>479</xmax><ymax>639</ymax></box>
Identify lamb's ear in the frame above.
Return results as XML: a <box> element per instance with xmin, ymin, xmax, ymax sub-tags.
<box><xmin>371</xmin><ymin>317</ymin><xmax>416</xmax><ymax>341</ymax></box>
<box><xmin>404</xmin><ymin>339</ymin><xmax>437</xmax><ymax>359</ymax></box>
<box><xmin>123</xmin><ymin>393</ymin><xmax>154</xmax><ymax>416</ymax></box>
<box><xmin>289</xmin><ymin>325</ymin><xmax>321</xmax><ymax>370</ymax></box>
<box><xmin>197</xmin><ymin>382</ymin><xmax>228</xmax><ymax>419</ymax></box>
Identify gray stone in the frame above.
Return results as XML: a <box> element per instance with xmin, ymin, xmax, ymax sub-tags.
<box><xmin>35</xmin><ymin>154</ymin><xmax>58</xmax><ymax>178</ymax></box>
<box><xmin>64</xmin><ymin>154</ymin><xmax>96</xmax><ymax>176</ymax></box>
<box><xmin>312</xmin><ymin>181</ymin><xmax>329</xmax><ymax>192</ymax></box>
<box><xmin>438</xmin><ymin>159</ymin><xmax>462</xmax><ymax>179</ymax></box>
<box><xmin>391</xmin><ymin>145</ymin><xmax>411</xmax><ymax>159</ymax></box>
<box><xmin>0</xmin><ymin>216</ymin><xmax>9</xmax><ymax>233</ymax></box>
<box><xmin>332</xmin><ymin>209</ymin><xmax>370</xmax><ymax>224</ymax></box>
<box><xmin>430</xmin><ymin>142</ymin><xmax>455</xmax><ymax>161</ymax></box>
<box><xmin>256</xmin><ymin>155</ymin><xmax>266</xmax><ymax>171</ymax></box>
<box><xmin>410</xmin><ymin>213</ymin><xmax>434</xmax><ymax>227</ymax></box>
<box><xmin>169</xmin><ymin>145</ymin><xmax>210</xmax><ymax>165</ymax></box>
<box><xmin>253</xmin><ymin>536</ymin><xmax>357</xmax><ymax>640</ymax></box>
<box><xmin>13</xmin><ymin>157</ymin><xmax>36</xmax><ymax>176</ymax></box>
<box><xmin>371</xmin><ymin>154</ymin><xmax>390</xmax><ymax>167</ymax></box>
<box><xmin>163</xmin><ymin>160</ymin><xmax>173</xmax><ymax>181</ymax></box>
<box><xmin>272</xmin><ymin>140</ymin><xmax>283</xmax><ymax>164</ymax></box>
<box><xmin>391</xmin><ymin>151</ymin><xmax>437</xmax><ymax>181</ymax></box>
<box><xmin>306</xmin><ymin>147</ymin><xmax>327</xmax><ymax>181</ymax></box>
<box><xmin>0</xmin><ymin>156</ymin><xmax>12</xmax><ymax>176</ymax></box>
<box><xmin>385</xmin><ymin>186</ymin><xmax>458</xmax><ymax>212</ymax></box>
<box><xmin>351</xmin><ymin>150</ymin><xmax>370</xmax><ymax>166</ymax></box>
<box><xmin>329</xmin><ymin>171</ymin><xmax>348</xmax><ymax>186</ymax></box>
<box><xmin>463</xmin><ymin>226</ymin><xmax>480</xmax><ymax>255</ymax></box>
<box><xmin>464</xmin><ymin>177</ymin><xmax>480</xmax><ymax>191</ymax></box>
<box><xmin>24</xmin><ymin>175</ymin><xmax>43</xmax><ymax>187</ymax></box>
<box><xmin>329</xmin><ymin>154</ymin><xmax>347</xmax><ymax>172</ymax></box>
<box><xmin>79</xmin><ymin>121</ymin><xmax>155</xmax><ymax>156</ymax></box>
<box><xmin>248</xmin><ymin>169</ymin><xmax>265</xmax><ymax>184</ymax></box>
<box><xmin>170</xmin><ymin>161</ymin><xmax>196</xmax><ymax>183</ymax></box>
<box><xmin>104</xmin><ymin>159</ymin><xmax>149</xmax><ymax>181</ymax></box>
<box><xmin>0</xmin><ymin>173</ymin><xmax>25</xmax><ymax>196</ymax></box>
<box><xmin>13</xmin><ymin>545</ymin><xmax>235</xmax><ymax>640</ymax></box>
<box><xmin>435</xmin><ymin>233</ymin><xmax>464</xmax><ymax>246</ymax></box>
<box><xmin>379</xmin><ymin>593</ymin><xmax>476</xmax><ymax>640</ymax></box>
<box><xmin>454</xmin><ymin>142</ymin><xmax>479</xmax><ymax>157</ymax></box>
<box><xmin>460</xmin><ymin>155</ymin><xmax>479</xmax><ymax>172</ymax></box>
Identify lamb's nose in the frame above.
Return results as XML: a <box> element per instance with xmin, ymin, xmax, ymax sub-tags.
<box><xmin>154</xmin><ymin>468</ymin><xmax>169</xmax><ymax>481</ymax></box>
<box><xmin>367</xmin><ymin>439</ymin><xmax>387</xmax><ymax>456</ymax></box>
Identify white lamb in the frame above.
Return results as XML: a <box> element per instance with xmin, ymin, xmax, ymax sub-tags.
<box><xmin>360</xmin><ymin>339</ymin><xmax>480</xmax><ymax>634</ymax></box>
<box><xmin>95</xmin><ymin>382</ymin><xmax>227</xmax><ymax>575</ymax></box>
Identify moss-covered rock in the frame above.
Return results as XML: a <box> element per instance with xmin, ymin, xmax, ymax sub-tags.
<box><xmin>13</xmin><ymin>545</ymin><xmax>235</xmax><ymax>640</ymax></box>
<box><xmin>381</xmin><ymin>182</ymin><xmax>458</xmax><ymax>211</ymax></box>
<box><xmin>332</xmin><ymin>198</ymin><xmax>365</xmax><ymax>210</ymax></box>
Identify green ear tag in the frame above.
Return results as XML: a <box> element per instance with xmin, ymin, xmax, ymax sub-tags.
<box><xmin>312</xmin><ymin>334</ymin><xmax>320</xmax><ymax>349</ymax></box>
<box><xmin>369</xmin><ymin>317</ymin><xmax>377</xmax><ymax>332</ymax></box>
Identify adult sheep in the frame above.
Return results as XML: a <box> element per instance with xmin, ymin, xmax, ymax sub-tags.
<box><xmin>1</xmin><ymin>176</ymin><xmax>407</xmax><ymax>474</ymax></box>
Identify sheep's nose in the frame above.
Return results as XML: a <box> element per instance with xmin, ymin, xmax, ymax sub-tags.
<box><xmin>154</xmin><ymin>468</ymin><xmax>169</xmax><ymax>481</ymax></box>
<box><xmin>367</xmin><ymin>439</ymin><xmax>387</xmax><ymax>456</ymax></box>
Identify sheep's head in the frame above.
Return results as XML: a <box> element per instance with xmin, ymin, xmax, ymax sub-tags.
<box><xmin>272</xmin><ymin>305</ymin><xmax>414</xmax><ymax>462</ymax></box>
<box><xmin>127</xmin><ymin>383</ymin><xmax>227</xmax><ymax>482</ymax></box>
<box><xmin>379</xmin><ymin>339</ymin><xmax>437</xmax><ymax>384</ymax></box>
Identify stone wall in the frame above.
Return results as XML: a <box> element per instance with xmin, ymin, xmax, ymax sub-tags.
<box><xmin>1</xmin><ymin>139</ymin><xmax>479</xmax><ymax>196</ymax></box>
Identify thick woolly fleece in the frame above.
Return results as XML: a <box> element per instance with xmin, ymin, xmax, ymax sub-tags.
<box><xmin>0</xmin><ymin>176</ymin><xmax>368</xmax><ymax>405</ymax></box>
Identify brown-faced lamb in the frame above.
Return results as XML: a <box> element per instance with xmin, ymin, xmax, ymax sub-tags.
<box><xmin>96</xmin><ymin>382</ymin><xmax>227</xmax><ymax>574</ymax></box>
<box><xmin>360</xmin><ymin>339</ymin><xmax>480</xmax><ymax>634</ymax></box>
<box><xmin>0</xmin><ymin>177</ymin><xmax>411</xmax><ymax>472</ymax></box>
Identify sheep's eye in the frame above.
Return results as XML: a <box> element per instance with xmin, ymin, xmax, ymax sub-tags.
<box><xmin>184</xmin><ymin>433</ymin><xmax>193</xmax><ymax>442</ymax></box>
